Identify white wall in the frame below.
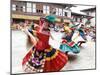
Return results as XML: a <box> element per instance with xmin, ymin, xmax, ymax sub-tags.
<box><xmin>90</xmin><ymin>12</ymin><xmax>96</xmax><ymax>26</ymax></box>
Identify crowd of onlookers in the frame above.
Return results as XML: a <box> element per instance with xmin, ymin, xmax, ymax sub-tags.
<box><xmin>77</xmin><ymin>24</ymin><xmax>96</xmax><ymax>42</ymax></box>
<box><xmin>11</xmin><ymin>20</ymin><xmax>96</xmax><ymax>42</ymax></box>
<box><xmin>11</xmin><ymin>20</ymin><xmax>34</xmax><ymax>30</ymax></box>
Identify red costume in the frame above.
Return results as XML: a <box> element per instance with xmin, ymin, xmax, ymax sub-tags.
<box><xmin>35</xmin><ymin>31</ymin><xmax>50</xmax><ymax>51</ymax></box>
<box><xmin>22</xmin><ymin>31</ymin><xmax>68</xmax><ymax>72</ymax></box>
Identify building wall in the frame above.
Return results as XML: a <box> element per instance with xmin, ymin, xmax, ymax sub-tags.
<box><xmin>11</xmin><ymin>0</ymin><xmax>74</xmax><ymax>27</ymax></box>
<box><xmin>83</xmin><ymin>10</ymin><xmax>96</xmax><ymax>26</ymax></box>
<box><xmin>11</xmin><ymin>1</ymin><xmax>70</xmax><ymax>18</ymax></box>
<box><xmin>71</xmin><ymin>15</ymin><xmax>82</xmax><ymax>23</ymax></box>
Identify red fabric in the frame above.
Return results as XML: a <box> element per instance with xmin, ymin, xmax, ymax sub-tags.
<box><xmin>22</xmin><ymin>48</ymin><xmax>68</xmax><ymax>72</ymax></box>
<box><xmin>43</xmin><ymin>51</ymin><xmax>68</xmax><ymax>72</ymax></box>
<box><xmin>35</xmin><ymin>26</ymin><xmax>40</xmax><ymax>32</ymax></box>
<box><xmin>35</xmin><ymin>32</ymin><xmax>50</xmax><ymax>51</ymax></box>
<box><xmin>62</xmin><ymin>39</ymin><xmax>67</xmax><ymax>43</ymax></box>
<box><xmin>22</xmin><ymin>29</ymin><xmax>68</xmax><ymax>72</ymax></box>
<box><xmin>68</xmin><ymin>41</ymin><xmax>75</xmax><ymax>47</ymax></box>
<box><xmin>22</xmin><ymin>50</ymin><xmax>32</xmax><ymax>65</ymax></box>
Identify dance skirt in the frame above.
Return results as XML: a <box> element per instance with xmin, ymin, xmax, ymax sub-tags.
<box><xmin>60</xmin><ymin>43</ymin><xmax>80</xmax><ymax>54</ymax></box>
<box><xmin>22</xmin><ymin>46</ymin><xmax>68</xmax><ymax>73</ymax></box>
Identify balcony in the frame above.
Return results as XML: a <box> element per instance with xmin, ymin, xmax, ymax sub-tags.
<box><xmin>12</xmin><ymin>10</ymin><xmax>67</xmax><ymax>19</ymax></box>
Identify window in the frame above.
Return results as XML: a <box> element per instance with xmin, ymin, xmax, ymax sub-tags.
<box><xmin>41</xmin><ymin>10</ymin><xmax>43</xmax><ymax>13</ymax></box>
<box><xmin>21</xmin><ymin>6</ymin><xmax>25</xmax><ymax>12</ymax></box>
<box><xmin>43</xmin><ymin>5</ymin><xmax>50</xmax><ymax>14</ymax></box>
<box><xmin>32</xmin><ymin>3</ymin><xmax>36</xmax><ymax>13</ymax></box>
<box><xmin>59</xmin><ymin>8</ymin><xmax>63</xmax><ymax>16</ymax></box>
<box><xmin>47</xmin><ymin>6</ymin><xmax>50</xmax><ymax>14</ymax></box>
<box><xmin>63</xmin><ymin>10</ymin><xmax>65</xmax><ymax>16</ymax></box>
<box><xmin>43</xmin><ymin>5</ymin><xmax>47</xmax><ymax>14</ymax></box>
<box><xmin>36</xmin><ymin>9</ymin><xmax>43</xmax><ymax>13</ymax></box>
<box><xmin>75</xmin><ymin>17</ymin><xmax>78</xmax><ymax>22</ymax></box>
<box><xmin>65</xmin><ymin>12</ymin><xmax>67</xmax><ymax>16</ymax></box>
<box><xmin>56</xmin><ymin>8</ymin><xmax>59</xmax><ymax>15</ymax></box>
<box><xmin>12</xmin><ymin>4</ymin><xmax>16</xmax><ymax>11</ymax></box>
<box><xmin>39</xmin><ymin>10</ymin><xmax>41</xmax><ymax>12</ymax></box>
<box><xmin>26</xmin><ymin>2</ymin><xmax>32</xmax><ymax>12</ymax></box>
<box><xmin>19</xmin><ymin>6</ymin><xmax>25</xmax><ymax>12</ymax></box>
<box><xmin>14</xmin><ymin>5</ymin><xmax>18</xmax><ymax>11</ymax></box>
<box><xmin>36</xmin><ymin>9</ymin><xmax>39</xmax><ymax>13</ymax></box>
<box><xmin>51</xmin><ymin>8</ymin><xmax>56</xmax><ymax>14</ymax></box>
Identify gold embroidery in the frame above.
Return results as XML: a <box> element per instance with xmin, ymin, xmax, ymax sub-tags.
<box><xmin>45</xmin><ymin>50</ymin><xmax>59</xmax><ymax>61</ymax></box>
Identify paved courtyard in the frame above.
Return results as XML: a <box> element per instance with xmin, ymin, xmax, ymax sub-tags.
<box><xmin>12</xmin><ymin>30</ymin><xmax>96</xmax><ymax>74</ymax></box>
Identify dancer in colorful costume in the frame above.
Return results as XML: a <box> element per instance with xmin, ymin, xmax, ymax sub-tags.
<box><xmin>77</xmin><ymin>24</ymin><xmax>86</xmax><ymax>46</ymax></box>
<box><xmin>21</xmin><ymin>15</ymin><xmax>68</xmax><ymax>73</ymax></box>
<box><xmin>59</xmin><ymin>22</ymin><xmax>80</xmax><ymax>54</ymax></box>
